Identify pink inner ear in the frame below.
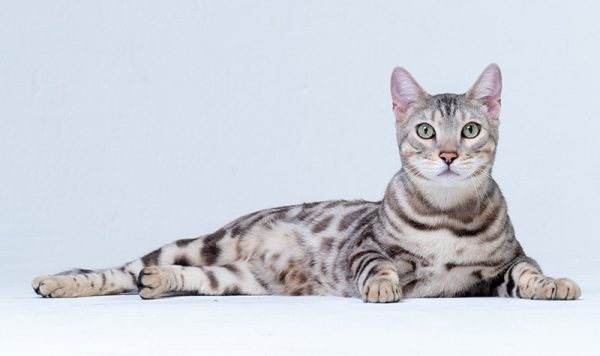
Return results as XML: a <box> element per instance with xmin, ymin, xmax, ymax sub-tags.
<box><xmin>392</xmin><ymin>102</ymin><xmax>407</xmax><ymax>119</ymax></box>
<box><xmin>469</xmin><ymin>64</ymin><xmax>502</xmax><ymax>119</ymax></box>
<box><xmin>483</xmin><ymin>96</ymin><xmax>501</xmax><ymax>119</ymax></box>
<box><xmin>391</xmin><ymin>67</ymin><xmax>425</xmax><ymax>122</ymax></box>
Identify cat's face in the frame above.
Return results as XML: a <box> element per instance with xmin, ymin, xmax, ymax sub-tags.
<box><xmin>390</xmin><ymin>65</ymin><xmax>502</xmax><ymax>186</ymax></box>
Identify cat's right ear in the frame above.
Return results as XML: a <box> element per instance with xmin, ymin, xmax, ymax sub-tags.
<box><xmin>391</xmin><ymin>67</ymin><xmax>427</xmax><ymax>123</ymax></box>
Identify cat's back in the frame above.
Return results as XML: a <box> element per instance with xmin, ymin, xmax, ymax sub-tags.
<box><xmin>224</xmin><ymin>199</ymin><xmax>381</xmax><ymax>243</ymax></box>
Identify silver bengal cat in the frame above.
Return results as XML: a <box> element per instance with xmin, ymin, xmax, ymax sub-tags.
<box><xmin>32</xmin><ymin>64</ymin><xmax>581</xmax><ymax>302</ymax></box>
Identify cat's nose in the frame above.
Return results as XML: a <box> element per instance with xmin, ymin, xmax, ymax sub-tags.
<box><xmin>439</xmin><ymin>152</ymin><xmax>458</xmax><ymax>165</ymax></box>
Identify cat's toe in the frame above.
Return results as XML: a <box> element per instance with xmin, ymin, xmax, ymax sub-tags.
<box><xmin>554</xmin><ymin>278</ymin><xmax>581</xmax><ymax>300</ymax></box>
<box><xmin>138</xmin><ymin>266</ymin><xmax>170</xmax><ymax>299</ymax></box>
<box><xmin>32</xmin><ymin>275</ymin><xmax>52</xmax><ymax>297</ymax></box>
<box><xmin>32</xmin><ymin>276</ymin><xmax>45</xmax><ymax>296</ymax></box>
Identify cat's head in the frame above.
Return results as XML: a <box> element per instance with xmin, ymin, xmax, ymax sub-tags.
<box><xmin>390</xmin><ymin>64</ymin><xmax>502</xmax><ymax>187</ymax></box>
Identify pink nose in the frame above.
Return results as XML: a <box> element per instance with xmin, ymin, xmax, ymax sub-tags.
<box><xmin>440</xmin><ymin>152</ymin><xmax>458</xmax><ymax>165</ymax></box>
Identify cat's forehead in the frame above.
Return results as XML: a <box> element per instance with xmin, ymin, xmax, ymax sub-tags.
<box><xmin>431</xmin><ymin>93</ymin><xmax>463</xmax><ymax>117</ymax></box>
<box><xmin>410</xmin><ymin>93</ymin><xmax>481</xmax><ymax>126</ymax></box>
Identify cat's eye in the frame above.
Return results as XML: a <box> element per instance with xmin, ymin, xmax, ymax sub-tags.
<box><xmin>417</xmin><ymin>123</ymin><xmax>435</xmax><ymax>139</ymax></box>
<box><xmin>462</xmin><ymin>122</ymin><xmax>480</xmax><ymax>138</ymax></box>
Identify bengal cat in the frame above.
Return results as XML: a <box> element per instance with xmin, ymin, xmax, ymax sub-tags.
<box><xmin>32</xmin><ymin>64</ymin><xmax>581</xmax><ymax>302</ymax></box>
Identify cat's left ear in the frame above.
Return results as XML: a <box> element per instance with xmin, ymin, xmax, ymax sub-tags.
<box><xmin>466</xmin><ymin>64</ymin><xmax>502</xmax><ymax>120</ymax></box>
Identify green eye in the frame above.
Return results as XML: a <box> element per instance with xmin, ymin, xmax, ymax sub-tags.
<box><xmin>462</xmin><ymin>122</ymin><xmax>480</xmax><ymax>138</ymax></box>
<box><xmin>417</xmin><ymin>123</ymin><xmax>435</xmax><ymax>139</ymax></box>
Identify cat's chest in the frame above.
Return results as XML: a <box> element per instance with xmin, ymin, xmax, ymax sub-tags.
<box><xmin>402</xmin><ymin>228</ymin><xmax>496</xmax><ymax>262</ymax></box>
<box><xmin>395</xmin><ymin>229</ymin><xmax>506</xmax><ymax>297</ymax></box>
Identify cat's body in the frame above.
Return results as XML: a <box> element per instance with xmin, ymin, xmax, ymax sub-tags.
<box><xmin>32</xmin><ymin>65</ymin><xmax>581</xmax><ymax>302</ymax></box>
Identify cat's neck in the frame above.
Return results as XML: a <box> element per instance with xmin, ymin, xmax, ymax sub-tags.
<box><xmin>392</xmin><ymin>167</ymin><xmax>493</xmax><ymax>211</ymax></box>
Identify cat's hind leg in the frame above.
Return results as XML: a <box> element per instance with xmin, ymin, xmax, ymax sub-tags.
<box><xmin>32</xmin><ymin>226</ymin><xmax>250</xmax><ymax>298</ymax></box>
<box><xmin>137</xmin><ymin>263</ymin><xmax>267</xmax><ymax>299</ymax></box>
<box><xmin>32</xmin><ymin>267</ymin><xmax>138</xmax><ymax>298</ymax></box>
<box><xmin>30</xmin><ymin>231</ymin><xmax>210</xmax><ymax>298</ymax></box>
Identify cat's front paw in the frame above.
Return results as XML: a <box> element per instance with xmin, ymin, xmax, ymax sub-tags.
<box><xmin>32</xmin><ymin>275</ymin><xmax>77</xmax><ymax>298</ymax></box>
<box><xmin>362</xmin><ymin>277</ymin><xmax>402</xmax><ymax>303</ymax></box>
<box><xmin>137</xmin><ymin>266</ymin><xmax>176</xmax><ymax>299</ymax></box>
<box><xmin>519</xmin><ymin>277</ymin><xmax>581</xmax><ymax>300</ymax></box>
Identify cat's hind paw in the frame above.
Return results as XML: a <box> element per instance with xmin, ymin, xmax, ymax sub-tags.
<box><xmin>32</xmin><ymin>275</ymin><xmax>76</xmax><ymax>298</ymax></box>
<box><xmin>137</xmin><ymin>266</ymin><xmax>176</xmax><ymax>299</ymax></box>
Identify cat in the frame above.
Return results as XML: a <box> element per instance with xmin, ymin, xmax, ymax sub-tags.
<box><xmin>32</xmin><ymin>64</ymin><xmax>581</xmax><ymax>302</ymax></box>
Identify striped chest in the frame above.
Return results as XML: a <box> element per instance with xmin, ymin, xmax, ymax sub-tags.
<box><xmin>381</xmin><ymin>192</ymin><xmax>511</xmax><ymax>259</ymax></box>
<box><xmin>378</xmin><ymin>178</ymin><xmax>519</xmax><ymax>297</ymax></box>
<box><xmin>395</xmin><ymin>228</ymin><xmax>511</xmax><ymax>297</ymax></box>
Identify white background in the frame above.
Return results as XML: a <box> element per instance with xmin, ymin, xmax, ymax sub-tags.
<box><xmin>1</xmin><ymin>1</ymin><xmax>599</xmax><ymax>355</ymax></box>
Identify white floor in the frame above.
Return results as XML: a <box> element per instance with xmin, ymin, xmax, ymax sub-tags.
<box><xmin>2</xmin><ymin>262</ymin><xmax>599</xmax><ymax>356</ymax></box>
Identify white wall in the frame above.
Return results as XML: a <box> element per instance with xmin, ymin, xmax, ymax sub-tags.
<box><xmin>1</xmin><ymin>0</ymin><xmax>598</xmax><ymax>286</ymax></box>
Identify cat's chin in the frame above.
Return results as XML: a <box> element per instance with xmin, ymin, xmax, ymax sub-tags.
<box><xmin>434</xmin><ymin>176</ymin><xmax>464</xmax><ymax>187</ymax></box>
<box><xmin>432</xmin><ymin>169</ymin><xmax>464</xmax><ymax>187</ymax></box>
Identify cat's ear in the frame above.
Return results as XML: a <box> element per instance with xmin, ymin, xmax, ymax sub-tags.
<box><xmin>391</xmin><ymin>67</ymin><xmax>428</xmax><ymax>123</ymax></box>
<box><xmin>467</xmin><ymin>64</ymin><xmax>502</xmax><ymax>120</ymax></box>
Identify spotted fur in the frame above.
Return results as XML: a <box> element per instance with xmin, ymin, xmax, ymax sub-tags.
<box><xmin>32</xmin><ymin>64</ymin><xmax>580</xmax><ymax>302</ymax></box>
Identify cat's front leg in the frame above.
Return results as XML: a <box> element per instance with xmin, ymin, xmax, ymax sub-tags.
<box><xmin>348</xmin><ymin>248</ymin><xmax>402</xmax><ymax>303</ymax></box>
<box><xmin>498</xmin><ymin>256</ymin><xmax>581</xmax><ymax>300</ymax></box>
